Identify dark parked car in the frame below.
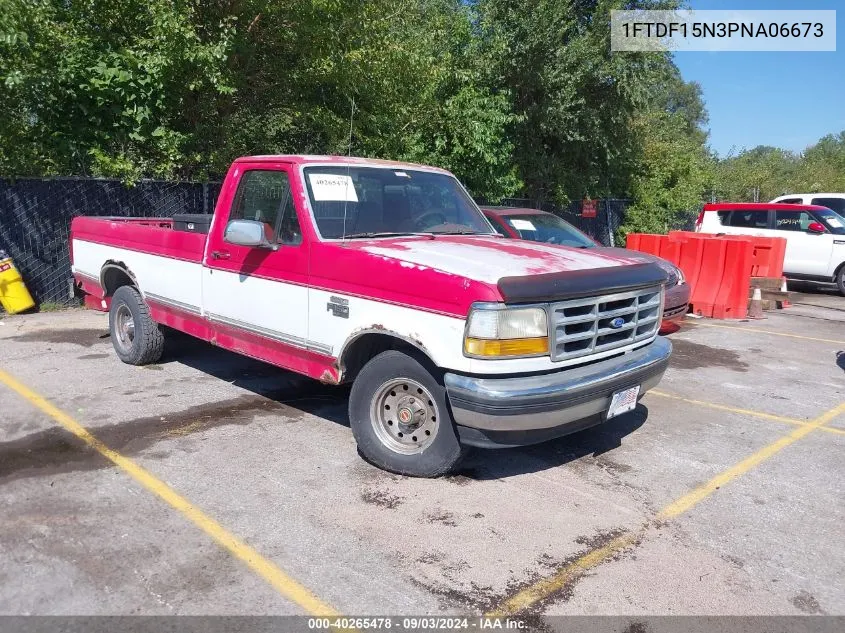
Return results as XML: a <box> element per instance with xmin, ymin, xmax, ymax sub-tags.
<box><xmin>482</xmin><ymin>206</ymin><xmax>690</xmax><ymax>325</ymax></box>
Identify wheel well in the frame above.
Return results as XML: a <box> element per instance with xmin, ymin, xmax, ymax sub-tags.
<box><xmin>101</xmin><ymin>263</ymin><xmax>136</xmax><ymax>296</ymax></box>
<box><xmin>340</xmin><ymin>333</ymin><xmax>433</xmax><ymax>382</ymax></box>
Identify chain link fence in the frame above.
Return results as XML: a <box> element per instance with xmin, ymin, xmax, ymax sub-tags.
<box><xmin>0</xmin><ymin>177</ymin><xmax>221</xmax><ymax>309</ymax></box>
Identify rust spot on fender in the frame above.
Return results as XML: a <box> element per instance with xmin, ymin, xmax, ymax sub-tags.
<box><xmin>319</xmin><ymin>367</ymin><xmax>341</xmax><ymax>385</ymax></box>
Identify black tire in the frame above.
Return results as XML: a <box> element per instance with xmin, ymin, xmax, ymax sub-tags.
<box><xmin>836</xmin><ymin>265</ymin><xmax>845</xmax><ymax>297</ymax></box>
<box><xmin>108</xmin><ymin>285</ymin><xmax>164</xmax><ymax>365</ymax></box>
<box><xmin>348</xmin><ymin>350</ymin><xmax>463</xmax><ymax>477</ymax></box>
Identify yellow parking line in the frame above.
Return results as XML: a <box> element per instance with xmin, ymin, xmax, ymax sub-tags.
<box><xmin>487</xmin><ymin>532</ymin><xmax>638</xmax><ymax>617</ymax></box>
<box><xmin>658</xmin><ymin>401</ymin><xmax>845</xmax><ymax>519</ymax></box>
<box><xmin>649</xmin><ymin>390</ymin><xmax>845</xmax><ymax>436</ymax></box>
<box><xmin>689</xmin><ymin>321</ymin><xmax>845</xmax><ymax>345</ymax></box>
<box><xmin>487</xmin><ymin>400</ymin><xmax>845</xmax><ymax>616</ymax></box>
<box><xmin>0</xmin><ymin>368</ymin><xmax>339</xmax><ymax>616</ymax></box>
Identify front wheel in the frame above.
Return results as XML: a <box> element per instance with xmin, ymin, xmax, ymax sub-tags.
<box><xmin>348</xmin><ymin>350</ymin><xmax>463</xmax><ymax>477</ymax></box>
<box><xmin>836</xmin><ymin>266</ymin><xmax>845</xmax><ymax>297</ymax></box>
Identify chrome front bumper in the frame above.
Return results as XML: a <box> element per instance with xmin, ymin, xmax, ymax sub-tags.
<box><xmin>444</xmin><ymin>337</ymin><xmax>671</xmax><ymax>446</ymax></box>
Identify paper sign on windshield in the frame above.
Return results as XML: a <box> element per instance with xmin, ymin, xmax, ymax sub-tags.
<box><xmin>309</xmin><ymin>174</ymin><xmax>358</xmax><ymax>202</ymax></box>
<box><xmin>826</xmin><ymin>217</ymin><xmax>843</xmax><ymax>228</ymax></box>
<box><xmin>511</xmin><ymin>219</ymin><xmax>537</xmax><ymax>231</ymax></box>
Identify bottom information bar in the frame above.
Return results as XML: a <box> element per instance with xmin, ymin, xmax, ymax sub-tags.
<box><xmin>0</xmin><ymin>616</ymin><xmax>842</xmax><ymax>633</ymax></box>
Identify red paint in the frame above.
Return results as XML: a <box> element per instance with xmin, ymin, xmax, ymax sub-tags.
<box><xmin>210</xmin><ymin>315</ymin><xmax>339</xmax><ymax>382</ymax></box>
<box><xmin>72</xmin><ymin>155</ymin><xmax>649</xmax><ymax>379</ymax></box>
<box><xmin>72</xmin><ymin>216</ymin><xmax>205</xmax><ymax>263</ymax></box>
<box><xmin>146</xmin><ymin>299</ymin><xmax>338</xmax><ymax>381</ymax></box>
<box><xmin>309</xmin><ymin>239</ymin><xmax>500</xmax><ymax>317</ymax></box>
<box><xmin>83</xmin><ymin>294</ymin><xmax>107</xmax><ymax>311</ymax></box>
<box><xmin>147</xmin><ymin>299</ymin><xmax>212</xmax><ymax>341</ymax></box>
<box><xmin>78</xmin><ymin>276</ymin><xmax>105</xmax><ymax>300</ymax></box>
<box><xmin>702</xmin><ymin>202</ymin><xmax>831</xmax><ymax>213</ymax></box>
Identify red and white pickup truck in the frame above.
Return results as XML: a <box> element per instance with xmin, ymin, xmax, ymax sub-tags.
<box><xmin>71</xmin><ymin>155</ymin><xmax>672</xmax><ymax>476</ymax></box>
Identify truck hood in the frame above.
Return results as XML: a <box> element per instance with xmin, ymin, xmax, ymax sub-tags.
<box><xmin>357</xmin><ymin>235</ymin><xmax>631</xmax><ymax>284</ymax></box>
<box><xmin>591</xmin><ymin>247</ymin><xmax>680</xmax><ymax>286</ymax></box>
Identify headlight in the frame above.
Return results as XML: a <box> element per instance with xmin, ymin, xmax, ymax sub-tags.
<box><xmin>464</xmin><ymin>306</ymin><xmax>549</xmax><ymax>358</ymax></box>
<box><xmin>674</xmin><ymin>265</ymin><xmax>685</xmax><ymax>285</ymax></box>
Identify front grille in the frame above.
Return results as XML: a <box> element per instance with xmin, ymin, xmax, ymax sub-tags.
<box><xmin>550</xmin><ymin>286</ymin><xmax>663</xmax><ymax>361</ymax></box>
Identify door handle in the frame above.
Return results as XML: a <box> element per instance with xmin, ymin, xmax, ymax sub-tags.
<box><xmin>211</xmin><ymin>250</ymin><xmax>231</xmax><ymax>260</ymax></box>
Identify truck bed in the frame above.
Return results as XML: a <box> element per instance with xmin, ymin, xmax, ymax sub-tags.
<box><xmin>71</xmin><ymin>216</ymin><xmax>208</xmax><ymax>264</ymax></box>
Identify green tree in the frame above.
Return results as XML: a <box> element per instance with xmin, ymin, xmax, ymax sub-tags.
<box><xmin>715</xmin><ymin>146</ymin><xmax>799</xmax><ymax>202</ymax></box>
<box><xmin>476</xmin><ymin>0</ymin><xmax>676</xmax><ymax>204</ymax></box>
<box><xmin>0</xmin><ymin>0</ymin><xmax>236</xmax><ymax>180</ymax></box>
<box><xmin>793</xmin><ymin>131</ymin><xmax>845</xmax><ymax>193</ymax></box>
<box><xmin>620</xmin><ymin>65</ymin><xmax>714</xmax><ymax>237</ymax></box>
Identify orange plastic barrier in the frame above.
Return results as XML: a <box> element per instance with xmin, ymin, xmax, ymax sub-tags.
<box><xmin>626</xmin><ymin>232</ymin><xmax>755</xmax><ymax>319</ymax></box>
<box><xmin>669</xmin><ymin>231</ymin><xmax>786</xmax><ymax>278</ymax></box>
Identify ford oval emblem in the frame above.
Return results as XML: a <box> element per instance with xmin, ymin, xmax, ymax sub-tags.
<box><xmin>610</xmin><ymin>317</ymin><xmax>625</xmax><ymax>329</ymax></box>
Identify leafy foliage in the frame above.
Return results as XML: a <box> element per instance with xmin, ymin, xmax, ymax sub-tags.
<box><xmin>2</xmin><ymin>0</ymin><xmax>839</xmax><ymax>225</ymax></box>
<box><xmin>714</xmin><ymin>132</ymin><xmax>845</xmax><ymax>203</ymax></box>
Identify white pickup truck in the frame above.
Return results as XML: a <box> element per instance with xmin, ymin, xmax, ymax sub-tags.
<box><xmin>71</xmin><ymin>155</ymin><xmax>672</xmax><ymax>476</ymax></box>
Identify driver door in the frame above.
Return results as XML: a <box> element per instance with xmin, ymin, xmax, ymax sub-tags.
<box><xmin>202</xmin><ymin>163</ymin><xmax>310</xmax><ymax>358</ymax></box>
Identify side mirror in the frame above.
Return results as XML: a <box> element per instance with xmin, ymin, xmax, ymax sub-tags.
<box><xmin>807</xmin><ymin>221</ymin><xmax>826</xmax><ymax>234</ymax></box>
<box><xmin>224</xmin><ymin>219</ymin><xmax>275</xmax><ymax>249</ymax></box>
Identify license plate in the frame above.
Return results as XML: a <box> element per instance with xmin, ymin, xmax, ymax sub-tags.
<box><xmin>607</xmin><ymin>385</ymin><xmax>640</xmax><ymax>420</ymax></box>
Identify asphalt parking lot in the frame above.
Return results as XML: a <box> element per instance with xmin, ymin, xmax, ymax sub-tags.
<box><xmin>1</xmin><ymin>286</ymin><xmax>843</xmax><ymax>621</ymax></box>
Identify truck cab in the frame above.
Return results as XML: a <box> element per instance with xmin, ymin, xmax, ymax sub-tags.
<box><xmin>71</xmin><ymin>155</ymin><xmax>672</xmax><ymax>477</ymax></box>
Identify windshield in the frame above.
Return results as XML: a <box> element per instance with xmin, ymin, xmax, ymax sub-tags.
<box><xmin>814</xmin><ymin>208</ymin><xmax>845</xmax><ymax>235</ymax></box>
<box><xmin>502</xmin><ymin>214</ymin><xmax>597</xmax><ymax>248</ymax></box>
<box><xmin>302</xmin><ymin>166</ymin><xmax>494</xmax><ymax>239</ymax></box>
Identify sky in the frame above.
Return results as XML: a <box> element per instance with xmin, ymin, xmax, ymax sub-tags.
<box><xmin>673</xmin><ymin>0</ymin><xmax>844</xmax><ymax>157</ymax></box>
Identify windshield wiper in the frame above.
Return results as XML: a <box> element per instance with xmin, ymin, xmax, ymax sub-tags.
<box><xmin>342</xmin><ymin>231</ymin><xmax>431</xmax><ymax>239</ymax></box>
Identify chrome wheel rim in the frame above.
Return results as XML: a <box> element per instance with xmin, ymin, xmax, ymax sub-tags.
<box><xmin>114</xmin><ymin>304</ymin><xmax>135</xmax><ymax>352</ymax></box>
<box><xmin>370</xmin><ymin>378</ymin><xmax>440</xmax><ymax>455</ymax></box>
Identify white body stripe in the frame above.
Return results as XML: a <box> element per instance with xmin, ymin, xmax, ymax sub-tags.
<box><xmin>202</xmin><ymin>268</ymin><xmax>309</xmax><ymax>346</ymax></box>
<box><xmin>72</xmin><ymin>239</ymin><xmax>651</xmax><ymax>375</ymax></box>
<box><xmin>72</xmin><ymin>240</ymin><xmax>203</xmax><ymax>309</ymax></box>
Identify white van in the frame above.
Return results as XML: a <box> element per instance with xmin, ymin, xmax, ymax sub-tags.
<box><xmin>696</xmin><ymin>202</ymin><xmax>845</xmax><ymax>295</ymax></box>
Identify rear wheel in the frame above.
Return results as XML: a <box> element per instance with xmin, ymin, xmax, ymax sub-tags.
<box><xmin>348</xmin><ymin>350</ymin><xmax>463</xmax><ymax>477</ymax></box>
<box><xmin>836</xmin><ymin>265</ymin><xmax>845</xmax><ymax>296</ymax></box>
<box><xmin>109</xmin><ymin>285</ymin><xmax>164</xmax><ymax>365</ymax></box>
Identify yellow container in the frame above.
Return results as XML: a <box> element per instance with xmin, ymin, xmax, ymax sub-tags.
<box><xmin>0</xmin><ymin>256</ymin><xmax>36</xmax><ymax>314</ymax></box>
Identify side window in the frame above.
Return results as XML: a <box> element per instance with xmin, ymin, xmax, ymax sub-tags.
<box><xmin>778</xmin><ymin>198</ymin><xmax>802</xmax><ymax>204</ymax></box>
<box><xmin>725</xmin><ymin>211</ymin><xmax>768</xmax><ymax>229</ymax></box>
<box><xmin>230</xmin><ymin>170</ymin><xmax>301</xmax><ymax>245</ymax></box>
<box><xmin>486</xmin><ymin>216</ymin><xmax>511</xmax><ymax>237</ymax></box>
<box><xmin>774</xmin><ymin>211</ymin><xmax>811</xmax><ymax>232</ymax></box>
